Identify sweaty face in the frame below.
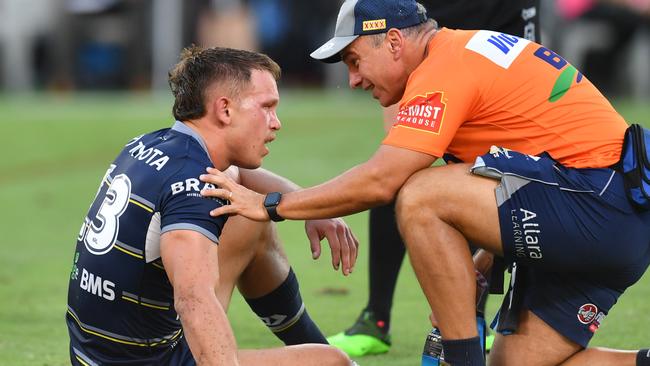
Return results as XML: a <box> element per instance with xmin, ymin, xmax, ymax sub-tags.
<box><xmin>227</xmin><ymin>70</ymin><xmax>281</xmax><ymax>169</ymax></box>
<box><xmin>342</xmin><ymin>36</ymin><xmax>406</xmax><ymax>107</ymax></box>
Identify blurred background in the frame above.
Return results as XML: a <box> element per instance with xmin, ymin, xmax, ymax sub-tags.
<box><xmin>0</xmin><ymin>0</ymin><xmax>648</xmax><ymax>96</ymax></box>
<box><xmin>1</xmin><ymin>1</ymin><xmax>649</xmax><ymax>365</ymax></box>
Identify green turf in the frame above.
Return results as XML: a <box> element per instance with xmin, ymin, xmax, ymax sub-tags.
<box><xmin>0</xmin><ymin>91</ymin><xmax>648</xmax><ymax>366</ymax></box>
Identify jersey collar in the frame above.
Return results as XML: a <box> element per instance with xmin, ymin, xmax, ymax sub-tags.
<box><xmin>171</xmin><ymin>121</ymin><xmax>210</xmax><ymax>156</ymax></box>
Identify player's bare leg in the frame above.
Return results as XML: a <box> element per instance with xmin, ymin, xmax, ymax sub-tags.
<box><xmin>560</xmin><ymin>347</ymin><xmax>638</xmax><ymax>365</ymax></box>
<box><xmin>395</xmin><ymin>163</ymin><xmax>643</xmax><ymax>365</ymax></box>
<box><xmin>488</xmin><ymin>310</ymin><xmax>581</xmax><ymax>365</ymax></box>
<box><xmin>236</xmin><ymin>221</ymin><xmax>290</xmax><ymax>299</ymax></box>
<box><xmin>238</xmin><ymin>344</ymin><xmax>352</xmax><ymax>366</ymax></box>
<box><xmin>217</xmin><ymin>165</ymin><xmax>290</xmax><ymax>307</ymax></box>
<box><xmin>217</xmin><ymin>212</ymin><xmax>329</xmax><ymax>345</ymax></box>
<box><xmin>396</xmin><ymin>164</ymin><xmax>502</xmax><ymax>340</ymax></box>
<box><xmin>215</xmin><ymin>215</ymin><xmax>276</xmax><ymax>309</ymax></box>
<box><xmin>489</xmin><ymin>310</ymin><xmax>639</xmax><ymax>366</ymax></box>
<box><xmin>395</xmin><ymin>163</ymin><xmax>505</xmax><ymax>364</ymax></box>
<box><xmin>212</xmin><ymin>214</ymin><xmax>351</xmax><ymax>365</ymax></box>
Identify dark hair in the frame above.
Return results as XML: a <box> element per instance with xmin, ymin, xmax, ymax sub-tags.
<box><xmin>168</xmin><ymin>46</ymin><xmax>281</xmax><ymax>121</ymax></box>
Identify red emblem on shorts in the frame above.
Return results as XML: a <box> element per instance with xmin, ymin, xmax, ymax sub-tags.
<box><xmin>577</xmin><ymin>303</ymin><xmax>598</xmax><ymax>324</ymax></box>
<box><xmin>396</xmin><ymin>92</ymin><xmax>446</xmax><ymax>134</ymax></box>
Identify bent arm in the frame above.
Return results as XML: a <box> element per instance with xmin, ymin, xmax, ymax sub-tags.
<box><xmin>161</xmin><ymin>230</ymin><xmax>238</xmax><ymax>365</ymax></box>
<box><xmin>276</xmin><ymin>145</ymin><xmax>436</xmax><ymax>219</ymax></box>
<box><xmin>200</xmin><ymin>145</ymin><xmax>436</xmax><ymax>221</ymax></box>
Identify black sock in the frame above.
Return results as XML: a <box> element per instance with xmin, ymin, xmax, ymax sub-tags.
<box><xmin>442</xmin><ymin>336</ymin><xmax>485</xmax><ymax>366</ymax></box>
<box><xmin>244</xmin><ymin>268</ymin><xmax>327</xmax><ymax>345</ymax></box>
<box><xmin>366</xmin><ymin>202</ymin><xmax>406</xmax><ymax>330</ymax></box>
<box><xmin>638</xmin><ymin>349</ymin><xmax>650</xmax><ymax>366</ymax></box>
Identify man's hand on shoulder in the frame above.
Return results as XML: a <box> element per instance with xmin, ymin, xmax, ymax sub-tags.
<box><xmin>200</xmin><ymin>167</ymin><xmax>269</xmax><ymax>221</ymax></box>
<box><xmin>305</xmin><ymin>218</ymin><xmax>359</xmax><ymax>276</ymax></box>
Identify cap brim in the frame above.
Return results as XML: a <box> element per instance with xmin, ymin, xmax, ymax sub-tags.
<box><xmin>310</xmin><ymin>35</ymin><xmax>359</xmax><ymax>63</ymax></box>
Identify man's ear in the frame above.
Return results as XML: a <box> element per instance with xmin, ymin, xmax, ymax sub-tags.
<box><xmin>385</xmin><ymin>29</ymin><xmax>404</xmax><ymax>60</ymax></box>
<box><xmin>214</xmin><ymin>96</ymin><xmax>232</xmax><ymax>125</ymax></box>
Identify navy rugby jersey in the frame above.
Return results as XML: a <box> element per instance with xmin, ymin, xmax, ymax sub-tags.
<box><xmin>67</xmin><ymin>121</ymin><xmax>227</xmax><ymax>364</ymax></box>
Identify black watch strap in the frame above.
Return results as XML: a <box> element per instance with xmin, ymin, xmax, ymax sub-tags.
<box><xmin>264</xmin><ymin>192</ymin><xmax>285</xmax><ymax>222</ymax></box>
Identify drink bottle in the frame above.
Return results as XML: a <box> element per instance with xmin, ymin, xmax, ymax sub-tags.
<box><xmin>421</xmin><ymin>313</ymin><xmax>487</xmax><ymax>366</ymax></box>
<box><xmin>421</xmin><ymin>328</ymin><xmax>448</xmax><ymax>366</ymax></box>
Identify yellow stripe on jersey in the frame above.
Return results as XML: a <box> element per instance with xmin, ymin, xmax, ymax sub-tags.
<box><xmin>121</xmin><ymin>295</ymin><xmax>170</xmax><ymax>311</ymax></box>
<box><xmin>67</xmin><ymin>309</ymin><xmax>179</xmax><ymax>347</ymax></box>
<box><xmin>75</xmin><ymin>355</ymin><xmax>91</xmax><ymax>366</ymax></box>
<box><xmin>149</xmin><ymin>329</ymin><xmax>182</xmax><ymax>347</ymax></box>
<box><xmin>67</xmin><ymin>309</ymin><xmax>147</xmax><ymax>347</ymax></box>
<box><xmin>129</xmin><ymin>199</ymin><xmax>154</xmax><ymax>213</ymax></box>
<box><xmin>114</xmin><ymin>245</ymin><xmax>144</xmax><ymax>259</ymax></box>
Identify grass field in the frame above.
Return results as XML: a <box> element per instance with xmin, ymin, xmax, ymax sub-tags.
<box><xmin>0</xmin><ymin>91</ymin><xmax>648</xmax><ymax>366</ymax></box>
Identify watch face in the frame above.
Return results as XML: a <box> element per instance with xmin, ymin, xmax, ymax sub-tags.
<box><xmin>265</xmin><ymin>192</ymin><xmax>282</xmax><ymax>207</ymax></box>
<box><xmin>264</xmin><ymin>192</ymin><xmax>284</xmax><ymax>221</ymax></box>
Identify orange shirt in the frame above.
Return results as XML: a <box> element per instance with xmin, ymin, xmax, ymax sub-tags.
<box><xmin>383</xmin><ymin>28</ymin><xmax>628</xmax><ymax>168</ymax></box>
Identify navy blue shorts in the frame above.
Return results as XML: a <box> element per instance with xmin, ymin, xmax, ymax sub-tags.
<box><xmin>471</xmin><ymin>147</ymin><xmax>650</xmax><ymax>347</ymax></box>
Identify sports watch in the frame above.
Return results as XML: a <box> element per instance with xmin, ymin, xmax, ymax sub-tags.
<box><xmin>263</xmin><ymin>192</ymin><xmax>285</xmax><ymax>222</ymax></box>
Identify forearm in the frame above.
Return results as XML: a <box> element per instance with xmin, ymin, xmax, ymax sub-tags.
<box><xmin>277</xmin><ymin>163</ymin><xmax>395</xmax><ymax>220</ymax></box>
<box><xmin>273</xmin><ymin>145</ymin><xmax>437</xmax><ymax>220</ymax></box>
<box><xmin>161</xmin><ymin>231</ymin><xmax>237</xmax><ymax>365</ymax></box>
<box><xmin>239</xmin><ymin>167</ymin><xmax>301</xmax><ymax>193</ymax></box>
<box><xmin>199</xmin><ymin>145</ymin><xmax>437</xmax><ymax>222</ymax></box>
<box><xmin>176</xmin><ymin>292</ymin><xmax>238</xmax><ymax>365</ymax></box>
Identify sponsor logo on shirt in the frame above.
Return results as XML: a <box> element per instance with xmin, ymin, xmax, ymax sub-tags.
<box><xmin>170</xmin><ymin>178</ymin><xmax>216</xmax><ymax>196</ymax></box>
<box><xmin>465</xmin><ymin>30</ymin><xmax>530</xmax><ymax>69</ymax></box>
<box><xmin>395</xmin><ymin>92</ymin><xmax>446</xmax><ymax>134</ymax></box>
<box><xmin>362</xmin><ymin>19</ymin><xmax>386</xmax><ymax>32</ymax></box>
<box><xmin>127</xmin><ymin>140</ymin><xmax>170</xmax><ymax>171</ymax></box>
<box><xmin>78</xmin><ymin>268</ymin><xmax>116</xmax><ymax>301</ymax></box>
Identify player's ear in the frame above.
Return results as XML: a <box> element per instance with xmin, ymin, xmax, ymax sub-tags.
<box><xmin>386</xmin><ymin>29</ymin><xmax>403</xmax><ymax>59</ymax></box>
<box><xmin>214</xmin><ymin>96</ymin><xmax>232</xmax><ymax>125</ymax></box>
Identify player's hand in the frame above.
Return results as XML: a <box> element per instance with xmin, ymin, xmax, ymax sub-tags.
<box><xmin>200</xmin><ymin>167</ymin><xmax>268</xmax><ymax>221</ymax></box>
<box><xmin>305</xmin><ymin>218</ymin><xmax>359</xmax><ymax>276</ymax></box>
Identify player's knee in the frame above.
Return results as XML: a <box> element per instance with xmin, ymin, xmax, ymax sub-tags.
<box><xmin>258</xmin><ymin>221</ymin><xmax>277</xmax><ymax>245</ymax></box>
<box><xmin>321</xmin><ymin>345</ymin><xmax>352</xmax><ymax>366</ymax></box>
<box><xmin>396</xmin><ymin>169</ymin><xmax>441</xmax><ymax>222</ymax></box>
<box><xmin>250</xmin><ymin>221</ymin><xmax>283</xmax><ymax>260</ymax></box>
<box><xmin>396</xmin><ymin>164</ymin><xmax>472</xmax><ymax>223</ymax></box>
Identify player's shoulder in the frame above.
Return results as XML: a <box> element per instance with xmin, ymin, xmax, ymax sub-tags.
<box><xmin>122</xmin><ymin>125</ymin><xmax>212</xmax><ymax>174</ymax></box>
<box><xmin>144</xmin><ymin>125</ymin><xmax>218</xmax><ymax>202</ymax></box>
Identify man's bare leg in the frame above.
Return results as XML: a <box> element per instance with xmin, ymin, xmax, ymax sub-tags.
<box><xmin>561</xmin><ymin>347</ymin><xmax>638</xmax><ymax>365</ymax></box>
<box><xmin>395</xmin><ymin>164</ymin><xmax>646</xmax><ymax>365</ymax></box>
<box><xmin>395</xmin><ymin>163</ymin><xmax>505</xmax><ymax>364</ymax></box>
<box><xmin>236</xmin><ymin>221</ymin><xmax>290</xmax><ymax>299</ymax></box>
<box><xmin>489</xmin><ymin>310</ymin><xmax>639</xmax><ymax>366</ymax></box>
<box><xmin>488</xmin><ymin>310</ymin><xmax>581</xmax><ymax>366</ymax></box>
<box><xmin>238</xmin><ymin>344</ymin><xmax>352</xmax><ymax>366</ymax></box>
<box><xmin>215</xmin><ymin>215</ymin><xmax>274</xmax><ymax>308</ymax></box>
<box><xmin>395</xmin><ymin>163</ymin><xmax>503</xmax><ymax>341</ymax></box>
<box><xmin>212</xmin><ymin>216</ymin><xmax>351</xmax><ymax>365</ymax></box>
<box><xmin>217</xmin><ymin>214</ymin><xmax>328</xmax><ymax>345</ymax></box>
